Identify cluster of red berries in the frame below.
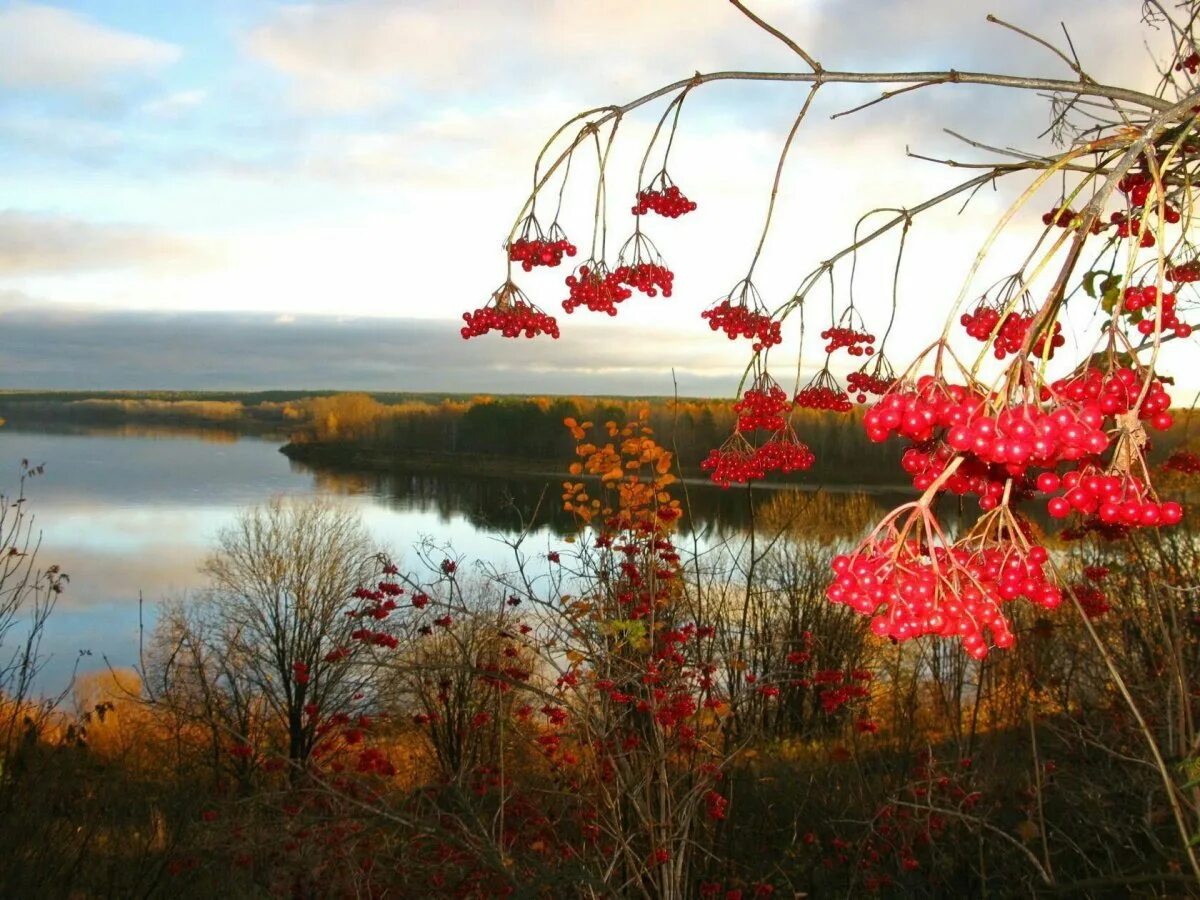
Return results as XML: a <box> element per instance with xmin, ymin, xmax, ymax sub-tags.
<box><xmin>1163</xmin><ymin>449</ymin><xmax>1200</xmax><ymax>474</ymax></box>
<box><xmin>795</xmin><ymin>370</ymin><xmax>852</xmax><ymax>413</ymax></box>
<box><xmin>462</xmin><ymin>281</ymin><xmax>560</xmax><ymax>340</ymax></box>
<box><xmin>1176</xmin><ymin>50</ymin><xmax>1200</xmax><ymax>72</ymax></box>
<box><xmin>507</xmin><ymin>221</ymin><xmax>577</xmax><ymax>271</ymax></box>
<box><xmin>700</xmin><ymin>299</ymin><xmax>782</xmax><ymax>350</ymax></box>
<box><xmin>1167</xmin><ymin>260</ymin><xmax>1200</xmax><ymax>283</ymax></box>
<box><xmin>900</xmin><ymin>443</ymin><xmax>1018</xmax><ymax>510</ymax></box>
<box><xmin>1122</xmin><ymin>285</ymin><xmax>1193</xmax><ymax>338</ymax></box>
<box><xmin>943</xmin><ymin>403</ymin><xmax>1110</xmax><ymax>473</ymax></box>
<box><xmin>633</xmin><ymin>182</ymin><xmax>696</xmax><ymax>218</ymax></box>
<box><xmin>1042</xmin><ymin>206</ymin><xmax>1076</xmax><ymax>228</ymax></box>
<box><xmin>1039</xmin><ymin>467</ymin><xmax>1184</xmax><ymax>526</ymax></box>
<box><xmin>562</xmin><ymin>263</ymin><xmax>633</xmax><ymax>315</ymax></box>
<box><xmin>461</xmin><ymin>299</ymin><xmax>559</xmax><ymax>339</ymax></box>
<box><xmin>821</xmin><ymin>325</ymin><xmax>876</xmax><ymax>356</ymax></box>
<box><xmin>734</xmin><ymin>378</ymin><xmax>791</xmax><ymax>432</ymax></box>
<box><xmin>1049</xmin><ymin>366</ymin><xmax>1173</xmax><ymax>430</ymax></box>
<box><xmin>1117</xmin><ymin>171</ymin><xmax>1181</xmax><ymax>224</ymax></box>
<box><xmin>1042</xmin><ymin>206</ymin><xmax>1106</xmax><ymax>234</ymax></box>
<box><xmin>828</xmin><ymin>535</ymin><xmax>1060</xmax><ymax>658</ymax></box>
<box><xmin>614</xmin><ymin>261</ymin><xmax>673</xmax><ymax>297</ymax></box>
<box><xmin>960</xmin><ymin>306</ymin><xmax>1065</xmax><ymax>359</ymax></box>
<box><xmin>847</xmin><ymin>368</ymin><xmax>895</xmax><ymax>404</ymax></box>
<box><xmin>701</xmin><ymin>433</ymin><xmax>815</xmax><ymax>487</ymax></box>
<box><xmin>1109</xmin><ymin>211</ymin><xmax>1159</xmax><ymax>246</ymax></box>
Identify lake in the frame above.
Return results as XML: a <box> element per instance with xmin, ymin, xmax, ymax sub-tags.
<box><xmin>1</xmin><ymin>425</ymin><xmax>816</xmax><ymax>696</ymax></box>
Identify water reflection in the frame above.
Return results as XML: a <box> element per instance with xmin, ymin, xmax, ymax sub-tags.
<box><xmin>288</xmin><ymin>457</ymin><xmax>910</xmax><ymax>539</ymax></box>
<box><xmin>0</xmin><ymin>426</ymin><xmax>904</xmax><ymax>695</ymax></box>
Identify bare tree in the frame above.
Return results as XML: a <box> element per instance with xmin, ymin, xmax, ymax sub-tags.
<box><xmin>181</xmin><ymin>497</ymin><xmax>390</xmax><ymax>771</ymax></box>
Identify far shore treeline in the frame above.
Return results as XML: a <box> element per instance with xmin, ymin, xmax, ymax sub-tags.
<box><xmin>2</xmin><ymin>389</ymin><xmax>1197</xmax><ymax>486</ymax></box>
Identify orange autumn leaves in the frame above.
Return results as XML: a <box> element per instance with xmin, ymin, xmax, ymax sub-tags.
<box><xmin>562</xmin><ymin>409</ymin><xmax>682</xmax><ymax>531</ymax></box>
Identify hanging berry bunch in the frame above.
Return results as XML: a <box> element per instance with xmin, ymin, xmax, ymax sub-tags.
<box><xmin>507</xmin><ymin>214</ymin><xmax>577</xmax><ymax>271</ymax></box>
<box><xmin>960</xmin><ymin>278</ymin><xmax>1065</xmax><ymax>360</ymax></box>
<box><xmin>822</xmin><ymin>307</ymin><xmax>876</xmax><ymax>356</ymax></box>
<box><xmin>633</xmin><ymin>171</ymin><xmax>697</xmax><ymax>219</ymax></box>
<box><xmin>461</xmin><ymin>280</ymin><xmax>560</xmax><ymax>340</ymax></box>
<box><xmin>828</xmin><ymin>493</ymin><xmax>1060</xmax><ymax>659</ymax></box>
<box><xmin>613</xmin><ymin>230</ymin><xmax>675</xmax><ymax>298</ymax></box>
<box><xmin>795</xmin><ymin>367</ymin><xmax>853</xmax><ymax>413</ymax></box>
<box><xmin>700</xmin><ymin>280</ymin><xmax>782</xmax><ymax>351</ymax></box>
<box><xmin>1119</xmin><ymin>284</ymin><xmax>1194</xmax><ymax>339</ymax></box>
<box><xmin>847</xmin><ymin>353</ymin><xmax>896</xmax><ymax>404</ymax></box>
<box><xmin>702</xmin><ymin>370</ymin><xmax>814</xmax><ymax>487</ymax></box>
<box><xmin>562</xmin><ymin>261</ymin><xmax>633</xmax><ymax>316</ymax></box>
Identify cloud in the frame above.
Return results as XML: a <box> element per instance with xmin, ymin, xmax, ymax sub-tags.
<box><xmin>0</xmin><ymin>211</ymin><xmax>210</xmax><ymax>275</ymax></box>
<box><xmin>140</xmin><ymin>88</ymin><xmax>208</xmax><ymax>118</ymax></box>
<box><xmin>242</xmin><ymin>0</ymin><xmax>793</xmax><ymax>112</ymax></box>
<box><xmin>0</xmin><ymin>2</ymin><xmax>180</xmax><ymax>91</ymax></box>
<box><xmin>0</xmin><ymin>308</ymin><xmax>745</xmax><ymax>396</ymax></box>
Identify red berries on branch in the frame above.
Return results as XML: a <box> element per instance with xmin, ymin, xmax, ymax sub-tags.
<box><xmin>795</xmin><ymin>368</ymin><xmax>853</xmax><ymax>413</ymax></box>
<box><xmin>462</xmin><ymin>280</ymin><xmax>560</xmax><ymax>340</ymax></box>
<box><xmin>700</xmin><ymin>280</ymin><xmax>782</xmax><ymax>351</ymax></box>
<box><xmin>701</xmin><ymin>428</ymin><xmax>814</xmax><ymax>487</ymax></box>
<box><xmin>633</xmin><ymin>171</ymin><xmax>697</xmax><ymax>219</ymax></box>
<box><xmin>734</xmin><ymin>373</ymin><xmax>791</xmax><ymax>432</ymax></box>
<box><xmin>1040</xmin><ymin>465</ymin><xmax>1183</xmax><ymax>527</ymax></box>
<box><xmin>828</xmin><ymin>504</ymin><xmax>1059</xmax><ymax>658</ymax></box>
<box><xmin>822</xmin><ymin>308</ymin><xmax>875</xmax><ymax>356</ymax></box>
<box><xmin>847</xmin><ymin>354</ymin><xmax>896</xmax><ymax>404</ymax></box>
<box><xmin>614</xmin><ymin>231</ymin><xmax>675</xmax><ymax>298</ymax></box>
<box><xmin>1121</xmin><ymin>284</ymin><xmax>1193</xmax><ymax>339</ymax></box>
<box><xmin>562</xmin><ymin>261</ymin><xmax>634</xmax><ymax>315</ymax></box>
<box><xmin>507</xmin><ymin>215</ymin><xmax>577</xmax><ymax>271</ymax></box>
<box><xmin>960</xmin><ymin>304</ymin><xmax>1065</xmax><ymax>357</ymax></box>
<box><xmin>1167</xmin><ymin>260</ymin><xmax>1200</xmax><ymax>283</ymax></box>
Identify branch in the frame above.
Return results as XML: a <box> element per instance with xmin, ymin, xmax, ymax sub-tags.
<box><xmin>729</xmin><ymin>0</ymin><xmax>822</xmax><ymax>72</ymax></box>
<box><xmin>509</xmin><ymin>67</ymin><xmax>1174</xmax><ymax>244</ymax></box>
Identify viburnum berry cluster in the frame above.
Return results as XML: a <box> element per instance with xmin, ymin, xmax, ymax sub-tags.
<box><xmin>1121</xmin><ymin>285</ymin><xmax>1194</xmax><ymax>339</ymax></box>
<box><xmin>847</xmin><ymin>354</ymin><xmax>897</xmax><ymax>404</ymax></box>
<box><xmin>614</xmin><ymin>230</ymin><xmax>674</xmax><ymax>298</ymax></box>
<box><xmin>828</xmin><ymin>502</ymin><xmax>1059</xmax><ymax>659</ymax></box>
<box><xmin>700</xmin><ymin>280</ymin><xmax>782</xmax><ymax>351</ymax></box>
<box><xmin>822</xmin><ymin>309</ymin><xmax>876</xmax><ymax>356</ymax></box>
<box><xmin>795</xmin><ymin>368</ymin><xmax>852</xmax><ymax>413</ymax></box>
<box><xmin>507</xmin><ymin>214</ymin><xmax>577</xmax><ymax>270</ymax></box>
<box><xmin>461</xmin><ymin>280</ymin><xmax>560</xmax><ymax>340</ymax></box>
<box><xmin>562</xmin><ymin>261</ymin><xmax>633</xmax><ymax>315</ymax></box>
<box><xmin>1117</xmin><ymin>168</ymin><xmax>1182</xmax><ymax>224</ymax></box>
<box><xmin>700</xmin><ymin>428</ymin><xmax>814</xmax><ymax>487</ymax></box>
<box><xmin>633</xmin><ymin>172</ymin><xmax>697</xmax><ymax>219</ymax></box>
<box><xmin>734</xmin><ymin>373</ymin><xmax>791</xmax><ymax>432</ymax></box>
<box><xmin>1040</xmin><ymin>465</ymin><xmax>1183</xmax><ymax>526</ymax></box>
<box><xmin>960</xmin><ymin>306</ymin><xmax>1065</xmax><ymax>359</ymax></box>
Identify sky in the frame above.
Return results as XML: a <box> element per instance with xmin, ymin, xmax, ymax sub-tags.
<box><xmin>0</xmin><ymin>0</ymin><xmax>1191</xmax><ymax>396</ymax></box>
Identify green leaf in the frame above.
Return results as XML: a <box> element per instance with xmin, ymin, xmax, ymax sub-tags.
<box><xmin>1082</xmin><ymin>270</ymin><xmax>1103</xmax><ymax>298</ymax></box>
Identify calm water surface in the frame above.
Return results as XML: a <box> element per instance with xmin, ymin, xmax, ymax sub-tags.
<box><xmin>0</xmin><ymin>426</ymin><xmax>893</xmax><ymax>695</ymax></box>
<box><xmin>0</xmin><ymin>427</ymin><xmax>581</xmax><ymax>693</ymax></box>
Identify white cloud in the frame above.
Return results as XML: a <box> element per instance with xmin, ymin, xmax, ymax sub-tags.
<box><xmin>141</xmin><ymin>88</ymin><xmax>208</xmax><ymax>118</ymax></box>
<box><xmin>242</xmin><ymin>0</ymin><xmax>800</xmax><ymax>112</ymax></box>
<box><xmin>0</xmin><ymin>211</ymin><xmax>211</xmax><ymax>275</ymax></box>
<box><xmin>0</xmin><ymin>2</ymin><xmax>180</xmax><ymax>90</ymax></box>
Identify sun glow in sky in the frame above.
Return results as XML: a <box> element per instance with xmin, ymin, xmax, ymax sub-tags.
<box><xmin>0</xmin><ymin>0</ymin><xmax>1191</xmax><ymax>395</ymax></box>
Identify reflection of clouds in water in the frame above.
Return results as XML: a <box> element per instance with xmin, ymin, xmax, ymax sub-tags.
<box><xmin>38</xmin><ymin>541</ymin><xmax>207</xmax><ymax>612</ymax></box>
